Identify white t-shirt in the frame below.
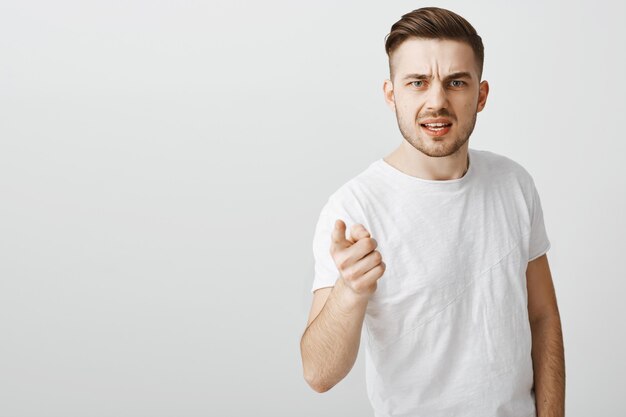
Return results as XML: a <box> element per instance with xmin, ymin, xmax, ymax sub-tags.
<box><xmin>311</xmin><ymin>148</ymin><xmax>551</xmax><ymax>417</ymax></box>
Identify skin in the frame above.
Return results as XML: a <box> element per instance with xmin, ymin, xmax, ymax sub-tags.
<box><xmin>527</xmin><ymin>254</ymin><xmax>566</xmax><ymax>417</ymax></box>
<box><xmin>382</xmin><ymin>37</ymin><xmax>489</xmax><ymax>180</ymax></box>
<box><xmin>301</xmin><ymin>37</ymin><xmax>564</xmax><ymax>415</ymax></box>
<box><xmin>300</xmin><ymin>221</ymin><xmax>384</xmax><ymax>393</ymax></box>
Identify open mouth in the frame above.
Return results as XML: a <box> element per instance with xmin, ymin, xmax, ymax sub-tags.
<box><xmin>420</xmin><ymin>122</ymin><xmax>452</xmax><ymax>136</ymax></box>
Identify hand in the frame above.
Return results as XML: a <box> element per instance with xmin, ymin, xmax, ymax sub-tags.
<box><xmin>330</xmin><ymin>219</ymin><xmax>386</xmax><ymax>299</ymax></box>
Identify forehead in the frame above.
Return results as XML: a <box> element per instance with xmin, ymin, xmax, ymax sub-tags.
<box><xmin>391</xmin><ymin>37</ymin><xmax>478</xmax><ymax>79</ymax></box>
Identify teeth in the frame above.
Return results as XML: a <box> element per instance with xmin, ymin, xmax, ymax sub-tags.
<box><xmin>424</xmin><ymin>123</ymin><xmax>449</xmax><ymax>127</ymax></box>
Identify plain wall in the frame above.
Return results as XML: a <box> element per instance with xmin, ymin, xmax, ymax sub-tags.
<box><xmin>1</xmin><ymin>0</ymin><xmax>624</xmax><ymax>416</ymax></box>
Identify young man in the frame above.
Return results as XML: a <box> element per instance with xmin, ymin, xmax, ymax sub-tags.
<box><xmin>300</xmin><ymin>7</ymin><xmax>565</xmax><ymax>417</ymax></box>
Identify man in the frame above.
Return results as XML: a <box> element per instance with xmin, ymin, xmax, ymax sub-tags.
<box><xmin>300</xmin><ymin>6</ymin><xmax>565</xmax><ymax>417</ymax></box>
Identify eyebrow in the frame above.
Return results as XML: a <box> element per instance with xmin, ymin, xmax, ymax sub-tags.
<box><xmin>401</xmin><ymin>71</ymin><xmax>473</xmax><ymax>81</ymax></box>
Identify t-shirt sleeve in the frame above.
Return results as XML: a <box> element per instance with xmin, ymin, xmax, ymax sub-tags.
<box><xmin>311</xmin><ymin>196</ymin><xmax>359</xmax><ymax>293</ymax></box>
<box><xmin>528</xmin><ymin>177</ymin><xmax>551</xmax><ymax>262</ymax></box>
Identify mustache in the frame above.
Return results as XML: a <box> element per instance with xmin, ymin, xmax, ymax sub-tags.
<box><xmin>417</xmin><ymin>112</ymin><xmax>454</xmax><ymax>121</ymax></box>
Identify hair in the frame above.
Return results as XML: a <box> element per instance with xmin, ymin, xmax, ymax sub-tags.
<box><xmin>384</xmin><ymin>7</ymin><xmax>484</xmax><ymax>81</ymax></box>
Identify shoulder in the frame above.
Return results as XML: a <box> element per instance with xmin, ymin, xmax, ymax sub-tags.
<box><xmin>325</xmin><ymin>159</ymin><xmax>380</xmax><ymax>207</ymax></box>
<box><xmin>471</xmin><ymin>148</ymin><xmax>534</xmax><ymax>186</ymax></box>
<box><xmin>316</xmin><ymin>159</ymin><xmax>380</xmax><ymax>221</ymax></box>
<box><xmin>471</xmin><ymin>149</ymin><xmax>542</xmax><ymax>218</ymax></box>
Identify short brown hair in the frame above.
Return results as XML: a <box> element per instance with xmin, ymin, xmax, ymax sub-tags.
<box><xmin>384</xmin><ymin>7</ymin><xmax>485</xmax><ymax>81</ymax></box>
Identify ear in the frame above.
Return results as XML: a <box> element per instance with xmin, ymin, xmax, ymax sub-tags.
<box><xmin>476</xmin><ymin>80</ymin><xmax>489</xmax><ymax>113</ymax></box>
<box><xmin>383</xmin><ymin>79</ymin><xmax>396</xmax><ymax>112</ymax></box>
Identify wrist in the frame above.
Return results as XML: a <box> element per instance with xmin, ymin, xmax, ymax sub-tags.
<box><xmin>335</xmin><ymin>277</ymin><xmax>371</xmax><ymax>309</ymax></box>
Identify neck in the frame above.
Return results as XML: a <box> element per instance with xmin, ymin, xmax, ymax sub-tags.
<box><xmin>384</xmin><ymin>142</ymin><xmax>469</xmax><ymax>181</ymax></box>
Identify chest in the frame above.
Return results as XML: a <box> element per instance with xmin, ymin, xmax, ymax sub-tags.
<box><xmin>362</xmin><ymin>183</ymin><xmax>531</xmax><ymax>307</ymax></box>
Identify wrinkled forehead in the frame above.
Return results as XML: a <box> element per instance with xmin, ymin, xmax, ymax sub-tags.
<box><xmin>390</xmin><ymin>37</ymin><xmax>480</xmax><ymax>81</ymax></box>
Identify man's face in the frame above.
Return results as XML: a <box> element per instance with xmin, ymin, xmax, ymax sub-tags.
<box><xmin>383</xmin><ymin>38</ymin><xmax>489</xmax><ymax>158</ymax></box>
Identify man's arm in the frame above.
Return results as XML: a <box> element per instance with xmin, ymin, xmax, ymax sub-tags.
<box><xmin>300</xmin><ymin>221</ymin><xmax>385</xmax><ymax>393</ymax></box>
<box><xmin>301</xmin><ymin>278</ymin><xmax>370</xmax><ymax>393</ymax></box>
<box><xmin>526</xmin><ymin>254</ymin><xmax>565</xmax><ymax>417</ymax></box>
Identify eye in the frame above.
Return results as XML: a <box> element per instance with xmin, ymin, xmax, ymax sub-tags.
<box><xmin>410</xmin><ymin>80</ymin><xmax>425</xmax><ymax>88</ymax></box>
<box><xmin>450</xmin><ymin>80</ymin><xmax>465</xmax><ymax>87</ymax></box>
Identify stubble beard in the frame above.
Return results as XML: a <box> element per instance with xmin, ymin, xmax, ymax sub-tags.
<box><xmin>395</xmin><ymin>109</ymin><xmax>478</xmax><ymax>158</ymax></box>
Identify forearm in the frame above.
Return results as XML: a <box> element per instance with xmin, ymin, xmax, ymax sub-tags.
<box><xmin>300</xmin><ymin>278</ymin><xmax>369</xmax><ymax>393</ymax></box>
<box><xmin>530</xmin><ymin>314</ymin><xmax>566</xmax><ymax>417</ymax></box>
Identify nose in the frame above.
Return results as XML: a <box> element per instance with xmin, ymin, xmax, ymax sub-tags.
<box><xmin>424</xmin><ymin>82</ymin><xmax>449</xmax><ymax>111</ymax></box>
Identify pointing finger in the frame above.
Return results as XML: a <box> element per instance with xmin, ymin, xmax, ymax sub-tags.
<box><xmin>331</xmin><ymin>219</ymin><xmax>351</xmax><ymax>249</ymax></box>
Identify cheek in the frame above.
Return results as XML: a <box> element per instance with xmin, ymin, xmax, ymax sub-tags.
<box><xmin>401</xmin><ymin>109</ymin><xmax>420</xmax><ymax>125</ymax></box>
<box><xmin>457</xmin><ymin>98</ymin><xmax>476</xmax><ymax>116</ymax></box>
<box><xmin>397</xmin><ymin>100</ymin><xmax>420</xmax><ymax>119</ymax></box>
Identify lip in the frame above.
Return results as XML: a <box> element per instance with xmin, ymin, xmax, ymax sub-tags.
<box><xmin>420</xmin><ymin>123</ymin><xmax>452</xmax><ymax>137</ymax></box>
<box><xmin>420</xmin><ymin>118</ymin><xmax>452</xmax><ymax>124</ymax></box>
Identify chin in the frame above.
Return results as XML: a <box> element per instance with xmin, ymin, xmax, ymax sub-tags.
<box><xmin>417</xmin><ymin>137</ymin><xmax>466</xmax><ymax>158</ymax></box>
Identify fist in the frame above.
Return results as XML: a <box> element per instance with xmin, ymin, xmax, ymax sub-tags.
<box><xmin>330</xmin><ymin>219</ymin><xmax>386</xmax><ymax>298</ymax></box>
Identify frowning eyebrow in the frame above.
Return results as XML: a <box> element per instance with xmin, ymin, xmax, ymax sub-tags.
<box><xmin>401</xmin><ymin>71</ymin><xmax>473</xmax><ymax>81</ymax></box>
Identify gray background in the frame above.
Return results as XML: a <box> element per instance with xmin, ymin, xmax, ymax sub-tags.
<box><xmin>1</xmin><ymin>0</ymin><xmax>624</xmax><ymax>416</ymax></box>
